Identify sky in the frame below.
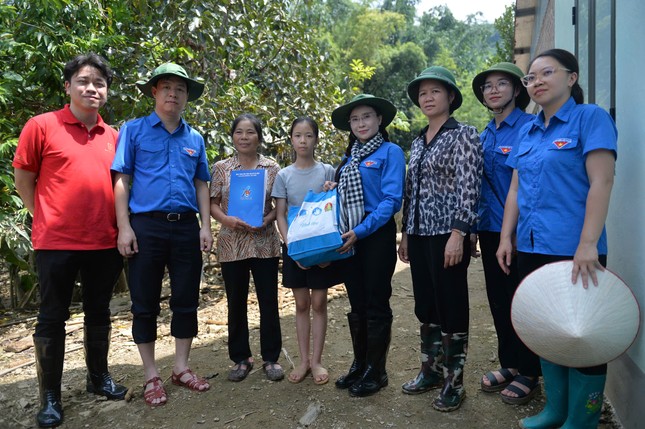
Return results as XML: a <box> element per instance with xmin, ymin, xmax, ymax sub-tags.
<box><xmin>415</xmin><ymin>0</ymin><xmax>514</xmax><ymax>22</ymax></box>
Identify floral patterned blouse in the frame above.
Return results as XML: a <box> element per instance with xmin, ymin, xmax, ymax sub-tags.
<box><xmin>402</xmin><ymin>118</ymin><xmax>483</xmax><ymax>236</ymax></box>
<box><xmin>210</xmin><ymin>154</ymin><xmax>281</xmax><ymax>262</ymax></box>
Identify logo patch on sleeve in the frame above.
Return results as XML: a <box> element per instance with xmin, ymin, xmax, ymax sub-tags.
<box><xmin>183</xmin><ymin>147</ymin><xmax>196</xmax><ymax>156</ymax></box>
<box><xmin>498</xmin><ymin>146</ymin><xmax>512</xmax><ymax>154</ymax></box>
<box><xmin>552</xmin><ymin>138</ymin><xmax>572</xmax><ymax>149</ymax></box>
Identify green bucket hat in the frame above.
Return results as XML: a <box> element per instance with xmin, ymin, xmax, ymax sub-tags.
<box><xmin>472</xmin><ymin>62</ymin><xmax>530</xmax><ymax>110</ymax></box>
<box><xmin>407</xmin><ymin>66</ymin><xmax>462</xmax><ymax>111</ymax></box>
<box><xmin>331</xmin><ymin>94</ymin><xmax>397</xmax><ymax>132</ymax></box>
<box><xmin>136</xmin><ymin>63</ymin><xmax>205</xmax><ymax>102</ymax></box>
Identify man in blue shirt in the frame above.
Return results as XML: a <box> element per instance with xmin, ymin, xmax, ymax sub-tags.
<box><xmin>112</xmin><ymin>63</ymin><xmax>213</xmax><ymax>406</ymax></box>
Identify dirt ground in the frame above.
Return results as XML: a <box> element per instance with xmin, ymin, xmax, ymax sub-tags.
<box><xmin>0</xmin><ymin>253</ymin><xmax>622</xmax><ymax>429</ymax></box>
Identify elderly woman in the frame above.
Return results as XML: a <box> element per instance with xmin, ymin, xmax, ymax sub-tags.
<box><xmin>398</xmin><ymin>67</ymin><xmax>483</xmax><ymax>412</ymax></box>
<box><xmin>471</xmin><ymin>63</ymin><xmax>540</xmax><ymax>405</ymax></box>
<box><xmin>210</xmin><ymin>113</ymin><xmax>284</xmax><ymax>382</ymax></box>
<box><xmin>330</xmin><ymin>94</ymin><xmax>406</xmax><ymax>397</ymax></box>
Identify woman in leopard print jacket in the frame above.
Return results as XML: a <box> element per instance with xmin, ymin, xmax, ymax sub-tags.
<box><xmin>398</xmin><ymin>66</ymin><xmax>483</xmax><ymax>412</ymax></box>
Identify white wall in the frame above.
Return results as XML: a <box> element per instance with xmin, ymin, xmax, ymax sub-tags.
<box><xmin>554</xmin><ymin>0</ymin><xmax>574</xmax><ymax>51</ymax></box>
<box><xmin>609</xmin><ymin>0</ymin><xmax>645</xmax><ymax>371</ymax></box>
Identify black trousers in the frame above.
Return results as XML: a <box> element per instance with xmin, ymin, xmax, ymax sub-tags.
<box><xmin>128</xmin><ymin>215</ymin><xmax>202</xmax><ymax>343</ymax></box>
<box><xmin>221</xmin><ymin>257</ymin><xmax>282</xmax><ymax>363</ymax></box>
<box><xmin>35</xmin><ymin>248</ymin><xmax>123</xmax><ymax>338</ymax></box>
<box><xmin>479</xmin><ymin>231</ymin><xmax>522</xmax><ymax>369</ymax></box>
<box><xmin>517</xmin><ymin>252</ymin><xmax>607</xmax><ymax>376</ymax></box>
<box><xmin>340</xmin><ymin>217</ymin><xmax>397</xmax><ymax>321</ymax></box>
<box><xmin>407</xmin><ymin>233</ymin><xmax>470</xmax><ymax>333</ymax></box>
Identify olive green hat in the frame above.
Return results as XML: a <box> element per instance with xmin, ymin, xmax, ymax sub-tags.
<box><xmin>407</xmin><ymin>66</ymin><xmax>462</xmax><ymax>111</ymax></box>
<box><xmin>136</xmin><ymin>63</ymin><xmax>205</xmax><ymax>102</ymax></box>
<box><xmin>472</xmin><ymin>62</ymin><xmax>530</xmax><ymax>110</ymax></box>
<box><xmin>331</xmin><ymin>94</ymin><xmax>397</xmax><ymax>131</ymax></box>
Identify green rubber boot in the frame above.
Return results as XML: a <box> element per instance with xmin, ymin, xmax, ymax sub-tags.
<box><xmin>559</xmin><ymin>369</ymin><xmax>606</xmax><ymax>429</ymax></box>
<box><xmin>520</xmin><ymin>359</ymin><xmax>568</xmax><ymax>429</ymax></box>
<box><xmin>401</xmin><ymin>323</ymin><xmax>443</xmax><ymax>394</ymax></box>
<box><xmin>432</xmin><ymin>332</ymin><xmax>467</xmax><ymax>412</ymax></box>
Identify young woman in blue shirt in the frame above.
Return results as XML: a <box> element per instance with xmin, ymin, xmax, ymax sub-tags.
<box><xmin>329</xmin><ymin>94</ymin><xmax>406</xmax><ymax>397</ymax></box>
<box><xmin>471</xmin><ymin>63</ymin><xmax>540</xmax><ymax>405</ymax></box>
<box><xmin>497</xmin><ymin>49</ymin><xmax>617</xmax><ymax>429</ymax></box>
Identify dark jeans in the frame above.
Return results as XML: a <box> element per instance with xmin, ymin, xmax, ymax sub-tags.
<box><xmin>221</xmin><ymin>257</ymin><xmax>281</xmax><ymax>363</ymax></box>
<box><xmin>35</xmin><ymin>248</ymin><xmax>123</xmax><ymax>338</ymax></box>
<box><xmin>517</xmin><ymin>252</ymin><xmax>607</xmax><ymax>376</ymax></box>
<box><xmin>407</xmin><ymin>233</ymin><xmax>470</xmax><ymax>333</ymax></box>
<box><xmin>128</xmin><ymin>215</ymin><xmax>202</xmax><ymax>344</ymax></box>
<box><xmin>479</xmin><ymin>231</ymin><xmax>522</xmax><ymax>369</ymax></box>
<box><xmin>340</xmin><ymin>217</ymin><xmax>397</xmax><ymax>321</ymax></box>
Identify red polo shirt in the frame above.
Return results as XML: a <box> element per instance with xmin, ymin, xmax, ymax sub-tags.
<box><xmin>13</xmin><ymin>105</ymin><xmax>119</xmax><ymax>250</ymax></box>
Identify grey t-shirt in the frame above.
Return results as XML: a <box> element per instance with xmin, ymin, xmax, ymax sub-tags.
<box><xmin>271</xmin><ymin>161</ymin><xmax>335</xmax><ymax>208</ymax></box>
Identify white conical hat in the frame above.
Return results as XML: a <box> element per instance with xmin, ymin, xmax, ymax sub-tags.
<box><xmin>511</xmin><ymin>261</ymin><xmax>640</xmax><ymax>367</ymax></box>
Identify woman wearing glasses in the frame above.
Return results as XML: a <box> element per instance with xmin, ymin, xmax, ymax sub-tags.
<box><xmin>398</xmin><ymin>67</ymin><xmax>482</xmax><ymax>412</ymax></box>
<box><xmin>328</xmin><ymin>94</ymin><xmax>406</xmax><ymax>397</ymax></box>
<box><xmin>497</xmin><ymin>49</ymin><xmax>617</xmax><ymax>428</ymax></box>
<box><xmin>471</xmin><ymin>63</ymin><xmax>539</xmax><ymax>405</ymax></box>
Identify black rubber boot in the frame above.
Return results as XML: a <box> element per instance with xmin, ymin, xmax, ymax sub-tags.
<box><xmin>336</xmin><ymin>313</ymin><xmax>367</xmax><ymax>389</ymax></box>
<box><xmin>432</xmin><ymin>332</ymin><xmax>468</xmax><ymax>412</ymax></box>
<box><xmin>349</xmin><ymin>317</ymin><xmax>392</xmax><ymax>397</ymax></box>
<box><xmin>84</xmin><ymin>325</ymin><xmax>127</xmax><ymax>400</ymax></box>
<box><xmin>33</xmin><ymin>336</ymin><xmax>64</xmax><ymax>428</ymax></box>
<box><xmin>401</xmin><ymin>323</ymin><xmax>444</xmax><ymax>394</ymax></box>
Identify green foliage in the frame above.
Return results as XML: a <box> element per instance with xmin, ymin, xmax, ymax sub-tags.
<box><xmin>0</xmin><ymin>0</ymin><xmax>513</xmax><ymax>307</ymax></box>
<box><xmin>488</xmin><ymin>5</ymin><xmax>516</xmax><ymax>66</ymax></box>
<box><xmin>0</xmin><ymin>0</ymin><xmax>346</xmax><ymax>307</ymax></box>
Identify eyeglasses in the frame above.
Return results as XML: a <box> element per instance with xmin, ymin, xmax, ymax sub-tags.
<box><xmin>480</xmin><ymin>79</ymin><xmax>512</xmax><ymax>94</ymax></box>
<box><xmin>521</xmin><ymin>66</ymin><xmax>572</xmax><ymax>87</ymax></box>
<box><xmin>349</xmin><ymin>112</ymin><xmax>376</xmax><ymax>125</ymax></box>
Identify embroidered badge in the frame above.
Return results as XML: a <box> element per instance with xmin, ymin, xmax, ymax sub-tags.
<box><xmin>183</xmin><ymin>147</ymin><xmax>196</xmax><ymax>156</ymax></box>
<box><xmin>324</xmin><ymin>202</ymin><xmax>333</xmax><ymax>212</ymax></box>
<box><xmin>498</xmin><ymin>146</ymin><xmax>512</xmax><ymax>154</ymax></box>
<box><xmin>552</xmin><ymin>138</ymin><xmax>572</xmax><ymax>149</ymax></box>
<box><xmin>363</xmin><ymin>160</ymin><xmax>377</xmax><ymax>167</ymax></box>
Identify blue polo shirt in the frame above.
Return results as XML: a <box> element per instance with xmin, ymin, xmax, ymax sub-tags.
<box><xmin>478</xmin><ymin>108</ymin><xmax>534</xmax><ymax>232</ymax></box>
<box><xmin>111</xmin><ymin>112</ymin><xmax>210</xmax><ymax>213</ymax></box>
<box><xmin>339</xmin><ymin>142</ymin><xmax>406</xmax><ymax>240</ymax></box>
<box><xmin>507</xmin><ymin>97</ymin><xmax>617</xmax><ymax>256</ymax></box>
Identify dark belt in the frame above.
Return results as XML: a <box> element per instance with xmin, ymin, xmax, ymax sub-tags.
<box><xmin>133</xmin><ymin>211</ymin><xmax>196</xmax><ymax>222</ymax></box>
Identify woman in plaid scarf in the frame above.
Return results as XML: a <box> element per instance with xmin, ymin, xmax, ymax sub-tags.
<box><xmin>327</xmin><ymin>94</ymin><xmax>406</xmax><ymax>397</ymax></box>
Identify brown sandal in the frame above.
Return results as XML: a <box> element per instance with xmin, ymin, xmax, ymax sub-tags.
<box><xmin>143</xmin><ymin>377</ymin><xmax>167</xmax><ymax>406</ymax></box>
<box><xmin>171</xmin><ymin>368</ymin><xmax>210</xmax><ymax>392</ymax></box>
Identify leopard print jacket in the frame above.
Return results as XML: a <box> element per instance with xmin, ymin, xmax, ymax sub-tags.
<box><xmin>402</xmin><ymin>118</ymin><xmax>483</xmax><ymax>236</ymax></box>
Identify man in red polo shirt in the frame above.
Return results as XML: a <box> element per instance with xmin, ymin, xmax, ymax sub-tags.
<box><xmin>13</xmin><ymin>53</ymin><xmax>127</xmax><ymax>428</ymax></box>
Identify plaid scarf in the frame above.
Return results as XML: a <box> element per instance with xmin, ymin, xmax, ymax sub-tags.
<box><xmin>337</xmin><ymin>133</ymin><xmax>384</xmax><ymax>234</ymax></box>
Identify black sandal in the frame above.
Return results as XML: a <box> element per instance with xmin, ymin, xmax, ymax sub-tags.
<box><xmin>500</xmin><ymin>375</ymin><xmax>540</xmax><ymax>405</ymax></box>
<box><xmin>481</xmin><ymin>368</ymin><xmax>516</xmax><ymax>392</ymax></box>
<box><xmin>228</xmin><ymin>359</ymin><xmax>253</xmax><ymax>382</ymax></box>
